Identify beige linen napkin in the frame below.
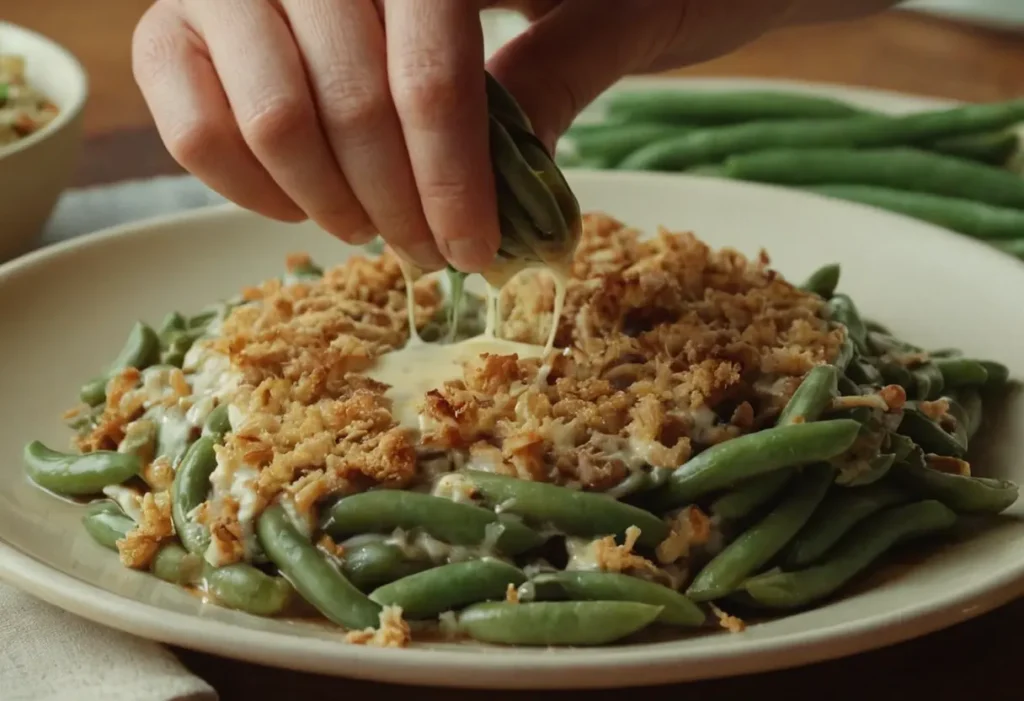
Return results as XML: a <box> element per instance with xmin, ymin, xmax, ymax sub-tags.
<box><xmin>0</xmin><ymin>581</ymin><xmax>216</xmax><ymax>701</ymax></box>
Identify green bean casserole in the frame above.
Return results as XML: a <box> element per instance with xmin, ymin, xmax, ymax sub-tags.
<box><xmin>25</xmin><ymin>213</ymin><xmax>1018</xmax><ymax>647</ymax></box>
<box><xmin>0</xmin><ymin>54</ymin><xmax>58</xmax><ymax>147</ymax></box>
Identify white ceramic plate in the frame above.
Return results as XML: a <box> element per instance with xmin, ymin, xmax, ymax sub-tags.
<box><xmin>1</xmin><ymin>167</ymin><xmax>1023</xmax><ymax>688</ymax></box>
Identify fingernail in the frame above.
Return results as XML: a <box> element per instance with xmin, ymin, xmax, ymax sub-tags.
<box><xmin>443</xmin><ymin>238</ymin><xmax>492</xmax><ymax>272</ymax></box>
<box><xmin>405</xmin><ymin>241</ymin><xmax>446</xmax><ymax>271</ymax></box>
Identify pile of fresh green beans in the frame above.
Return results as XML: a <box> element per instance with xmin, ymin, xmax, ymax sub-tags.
<box><xmin>23</xmin><ymin>253</ymin><xmax>1018</xmax><ymax>647</ymax></box>
<box><xmin>559</xmin><ymin>89</ymin><xmax>1024</xmax><ymax>249</ymax></box>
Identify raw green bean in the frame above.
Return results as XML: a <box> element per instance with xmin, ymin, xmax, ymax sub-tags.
<box><xmin>206</xmin><ymin>564</ymin><xmax>293</xmax><ymax>616</ymax></box>
<box><xmin>783</xmin><ymin>481</ymin><xmax>909</xmax><ymax>567</ymax></box>
<box><xmin>24</xmin><ymin>441</ymin><xmax>141</xmax><ymax>496</ymax></box>
<box><xmin>743</xmin><ymin>500</ymin><xmax>957</xmax><ymax>609</ymax></box>
<box><xmin>804</xmin><ymin>185</ymin><xmax>1024</xmax><ymax>240</ymax></box>
<box><xmin>653</xmin><ymin>419</ymin><xmax>860</xmax><ymax>508</ymax></box>
<box><xmin>171</xmin><ymin>435</ymin><xmax>218</xmax><ymax>555</ymax></box>
<box><xmin>82</xmin><ymin>502</ymin><xmax>133</xmax><ymax>550</ymax></box>
<box><xmin>891</xmin><ymin>454</ymin><xmax>1018</xmax><ymax>514</ymax></box>
<box><xmin>341</xmin><ymin>540</ymin><xmax>431</xmax><ymax>592</ymax></box>
<box><xmin>563</xmin><ymin>123</ymin><xmax>686</xmax><ymax>166</ymax></box>
<box><xmin>522</xmin><ymin>571</ymin><xmax>705</xmax><ymax>627</ymax></box>
<box><xmin>827</xmin><ymin>294</ymin><xmax>868</xmax><ymax>352</ymax></box>
<box><xmin>457</xmin><ymin>601</ymin><xmax>663</xmax><ymax>646</ymax></box>
<box><xmin>927</xmin><ymin>130</ymin><xmax>1018</xmax><ymax>166</ymax></box>
<box><xmin>321</xmin><ymin>490</ymin><xmax>545</xmax><ymax>555</ymax></box>
<box><xmin>369</xmin><ymin>559</ymin><xmax>525</xmax><ymax>619</ymax></box>
<box><xmin>933</xmin><ymin>358</ymin><xmax>989</xmax><ymax>389</ymax></box>
<box><xmin>713</xmin><ymin>364</ymin><xmax>838</xmax><ymax>519</ymax></box>
<box><xmin>799</xmin><ymin>263</ymin><xmax>840</xmax><ymax>299</ymax></box>
<box><xmin>605</xmin><ymin>90</ymin><xmax>866</xmax><ymax>124</ymax></box>
<box><xmin>618</xmin><ymin>100</ymin><xmax>1024</xmax><ymax>170</ymax></box>
<box><xmin>897</xmin><ymin>408</ymin><xmax>966</xmax><ymax>458</ymax></box>
<box><xmin>201</xmin><ymin>403</ymin><xmax>232</xmax><ymax>439</ymax></box>
<box><xmin>721</xmin><ymin>148</ymin><xmax>1024</xmax><ymax>209</ymax></box>
<box><xmin>150</xmin><ymin>543</ymin><xmax>206</xmax><ymax>586</ymax></box>
<box><xmin>687</xmin><ymin>463</ymin><xmax>835</xmax><ymax>601</ymax></box>
<box><xmin>460</xmin><ymin>470</ymin><xmax>669</xmax><ymax>548</ymax></box>
<box><xmin>256</xmin><ymin>503</ymin><xmax>381</xmax><ymax>630</ymax></box>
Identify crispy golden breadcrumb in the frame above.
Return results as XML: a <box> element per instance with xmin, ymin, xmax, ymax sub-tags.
<box><xmin>656</xmin><ymin>506</ymin><xmax>712</xmax><ymax>565</ymax></box>
<box><xmin>116</xmin><ymin>491</ymin><xmax>174</xmax><ymax>569</ymax></box>
<box><xmin>344</xmin><ymin>606</ymin><xmax>412</xmax><ymax>648</ymax></box>
<box><xmin>710</xmin><ymin>603</ymin><xmax>747</xmax><ymax>634</ymax></box>
<box><xmin>505</xmin><ymin>582</ymin><xmax>519</xmax><ymax>603</ymax></box>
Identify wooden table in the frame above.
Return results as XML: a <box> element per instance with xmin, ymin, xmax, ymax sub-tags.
<box><xmin>7</xmin><ymin>3</ymin><xmax>1024</xmax><ymax>699</ymax></box>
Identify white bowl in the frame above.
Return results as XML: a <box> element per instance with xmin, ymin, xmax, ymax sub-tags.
<box><xmin>0</xmin><ymin>22</ymin><xmax>88</xmax><ymax>261</ymax></box>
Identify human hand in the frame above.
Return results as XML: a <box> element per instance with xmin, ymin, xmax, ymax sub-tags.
<box><xmin>133</xmin><ymin>0</ymin><xmax>897</xmax><ymax>273</ymax></box>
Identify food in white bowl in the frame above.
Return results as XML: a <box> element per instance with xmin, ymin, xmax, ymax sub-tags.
<box><xmin>0</xmin><ymin>53</ymin><xmax>59</xmax><ymax>147</ymax></box>
<box><xmin>0</xmin><ymin>22</ymin><xmax>87</xmax><ymax>261</ymax></box>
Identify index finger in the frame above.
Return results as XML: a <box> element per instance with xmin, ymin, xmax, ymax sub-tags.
<box><xmin>385</xmin><ymin>0</ymin><xmax>500</xmax><ymax>273</ymax></box>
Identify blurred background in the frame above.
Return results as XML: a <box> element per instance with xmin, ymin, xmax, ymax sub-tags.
<box><xmin>3</xmin><ymin>0</ymin><xmax>1023</xmax><ymax>189</ymax></box>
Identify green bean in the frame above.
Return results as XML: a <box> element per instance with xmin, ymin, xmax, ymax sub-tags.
<box><xmin>485</xmin><ymin>72</ymin><xmax>532</xmax><ymax>132</ymax></box>
<box><xmin>522</xmin><ymin>571</ymin><xmax>705</xmax><ymax>627</ymax></box>
<box><xmin>804</xmin><ymin>185</ymin><xmax>1024</xmax><ymax>240</ymax></box>
<box><xmin>876</xmin><ymin>359</ymin><xmax>914</xmax><ymax>391</ymax></box>
<box><xmin>256</xmin><ymin>503</ymin><xmax>381</xmax><ymax>630</ymax></box>
<box><xmin>837</xmin><ymin>374</ymin><xmax>861</xmax><ymax>397</ymax></box>
<box><xmin>507</xmin><ymin>124</ymin><xmax>581</xmax><ymax>245</ymax></box>
<box><xmin>927</xmin><ymin>130</ymin><xmax>1018</xmax><ymax>166</ymax></box>
<box><xmin>864</xmin><ymin>318</ymin><xmax>892</xmax><ymax>335</ymax></box>
<box><xmin>605</xmin><ymin>90</ymin><xmax>866</xmax><ymax>125</ymax></box>
<box><xmin>952</xmin><ymin>389</ymin><xmax>983</xmax><ymax>439</ymax></box>
<box><xmin>206</xmin><ymin>564</ymin><xmax>293</xmax><ymax>617</ymax></box>
<box><xmin>24</xmin><ymin>441</ymin><xmax>141</xmax><ymax>496</ymax></box>
<box><xmin>283</xmin><ymin>260</ymin><xmax>323</xmax><ymax>284</ymax></box>
<box><xmin>82</xmin><ymin>502</ymin><xmax>133</xmax><ymax>550</ymax></box>
<box><xmin>79</xmin><ymin>321</ymin><xmax>161</xmax><ymax>406</ymax></box>
<box><xmin>836</xmin><ymin>452</ymin><xmax>896</xmax><ymax>487</ymax></box>
<box><xmin>150</xmin><ymin>543</ymin><xmax>206</xmax><ymax>586</ymax></box>
<box><xmin>489</xmin><ymin>116</ymin><xmax>566</xmax><ymax>240</ymax></box>
<box><xmin>778</xmin><ymin>365</ymin><xmax>840</xmax><ymax>426</ymax></box>
<box><xmin>618</xmin><ymin>100</ymin><xmax>1024</xmax><ymax>170</ymax></box>
<box><xmin>341</xmin><ymin>540</ymin><xmax>431</xmax><ymax>592</ymax></box>
<box><xmin>687</xmin><ymin>463</ymin><xmax>835</xmax><ymax>601</ymax></box>
<box><xmin>321</xmin><ymin>490</ymin><xmax>545</xmax><ymax>555</ymax></box>
<box><xmin>460</xmin><ymin>470</ymin><xmax>669</xmax><ymax>548</ymax></box>
<box><xmin>721</xmin><ymin>148</ymin><xmax>1024</xmax><ymax>210</ymax></box>
<box><xmin>171</xmin><ymin>435</ymin><xmax>218</xmax><ymax>555</ymax></box>
<box><xmin>826</xmin><ymin>294</ymin><xmax>868</xmax><ymax>352</ymax></box>
<box><xmin>847</xmin><ymin>357</ymin><xmax>884</xmax><ymax>387</ymax></box>
<box><xmin>910</xmin><ymin>362</ymin><xmax>945</xmax><ymax>401</ymax></box>
<box><xmin>978</xmin><ymin>360</ymin><xmax>1010</xmax><ymax>388</ymax></box>
<box><xmin>368</xmin><ymin>559</ymin><xmax>525</xmax><ymax>619</ymax></box>
<box><xmin>201</xmin><ymin>403</ymin><xmax>232</xmax><ymax>439</ymax></box>
<box><xmin>783</xmin><ymin>481</ymin><xmax>909</xmax><ymax>567</ymax></box>
<box><xmin>159</xmin><ymin>329</ymin><xmax>200</xmax><ymax>368</ymax></box>
<box><xmin>891</xmin><ymin>454</ymin><xmax>1018</xmax><ymax>514</ymax></box>
<box><xmin>933</xmin><ymin>358</ymin><xmax>989</xmax><ymax>389</ymax></box>
<box><xmin>897</xmin><ymin>408</ymin><xmax>966</xmax><ymax>458</ymax></box>
<box><xmin>941</xmin><ymin>396</ymin><xmax>971</xmax><ymax>449</ymax></box>
<box><xmin>563</xmin><ymin>123</ymin><xmax>686</xmax><ymax>166</ymax></box>
<box><xmin>833</xmin><ymin>335</ymin><xmax>855</xmax><ymax>373</ymax></box>
<box><xmin>157</xmin><ymin>312</ymin><xmax>187</xmax><ymax>343</ymax></box>
<box><xmin>457</xmin><ymin>601</ymin><xmax>663</xmax><ymax>646</ymax></box>
<box><xmin>799</xmin><ymin>263</ymin><xmax>840</xmax><ymax>299</ymax></box>
<box><xmin>713</xmin><ymin>365</ymin><xmax>838</xmax><ymax>519</ymax></box>
<box><xmin>743</xmin><ymin>500</ymin><xmax>957</xmax><ymax>609</ymax></box>
<box><xmin>654</xmin><ymin>419</ymin><xmax>860</xmax><ymax>508</ymax></box>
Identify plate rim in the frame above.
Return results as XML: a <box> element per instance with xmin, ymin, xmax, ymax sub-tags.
<box><xmin>3</xmin><ymin>86</ymin><xmax>1024</xmax><ymax>686</ymax></box>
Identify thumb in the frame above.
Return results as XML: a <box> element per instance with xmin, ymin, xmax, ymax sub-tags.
<box><xmin>485</xmin><ymin>0</ymin><xmax>689</xmax><ymax>149</ymax></box>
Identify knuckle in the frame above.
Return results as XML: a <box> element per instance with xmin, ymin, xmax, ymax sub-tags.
<box><xmin>131</xmin><ymin>5</ymin><xmax>185</xmax><ymax>85</ymax></box>
<box><xmin>316</xmin><ymin>73</ymin><xmax>389</xmax><ymax>132</ymax></box>
<box><xmin>390</xmin><ymin>53</ymin><xmax>468</xmax><ymax>127</ymax></box>
<box><xmin>239</xmin><ymin>96</ymin><xmax>312</xmax><ymax>153</ymax></box>
<box><xmin>164</xmin><ymin>120</ymin><xmax>224</xmax><ymax>169</ymax></box>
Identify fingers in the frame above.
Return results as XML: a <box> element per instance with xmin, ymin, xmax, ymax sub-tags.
<box><xmin>132</xmin><ymin>2</ymin><xmax>303</xmax><ymax>222</ymax></box>
<box><xmin>386</xmin><ymin>0</ymin><xmax>500</xmax><ymax>273</ymax></box>
<box><xmin>280</xmin><ymin>0</ymin><xmax>444</xmax><ymax>269</ymax></box>
<box><xmin>182</xmin><ymin>0</ymin><xmax>374</xmax><ymax>244</ymax></box>
<box><xmin>487</xmin><ymin>0</ymin><xmax>685</xmax><ymax>149</ymax></box>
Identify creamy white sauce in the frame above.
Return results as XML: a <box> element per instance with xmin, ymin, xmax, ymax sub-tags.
<box><xmin>203</xmin><ymin>450</ymin><xmax>262</xmax><ymax>566</ymax></box>
<box><xmin>102</xmin><ymin>484</ymin><xmax>143</xmax><ymax>523</ymax></box>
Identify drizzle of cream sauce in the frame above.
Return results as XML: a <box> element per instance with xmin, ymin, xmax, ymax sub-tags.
<box><xmin>365</xmin><ymin>255</ymin><xmax>570</xmax><ymax>435</ymax></box>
